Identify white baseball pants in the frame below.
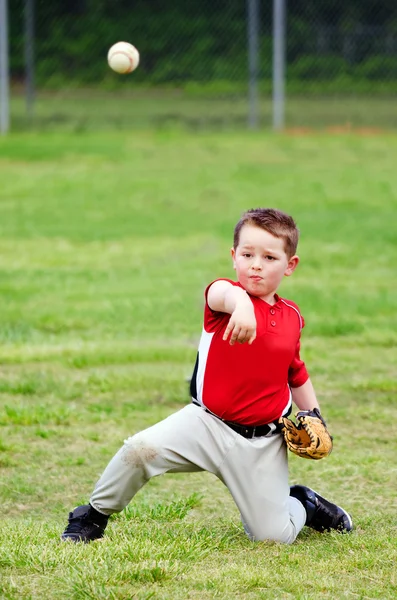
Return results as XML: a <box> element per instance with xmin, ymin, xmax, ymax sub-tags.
<box><xmin>90</xmin><ymin>403</ymin><xmax>306</xmax><ymax>544</ymax></box>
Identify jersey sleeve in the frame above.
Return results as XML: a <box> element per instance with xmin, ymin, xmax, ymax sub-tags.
<box><xmin>203</xmin><ymin>278</ymin><xmax>239</xmax><ymax>333</ymax></box>
<box><xmin>288</xmin><ymin>328</ymin><xmax>310</xmax><ymax>388</ymax></box>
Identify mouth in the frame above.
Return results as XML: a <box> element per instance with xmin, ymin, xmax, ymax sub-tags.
<box><xmin>249</xmin><ymin>276</ymin><xmax>262</xmax><ymax>282</ymax></box>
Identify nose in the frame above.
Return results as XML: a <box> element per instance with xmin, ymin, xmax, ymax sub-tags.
<box><xmin>251</xmin><ymin>257</ymin><xmax>262</xmax><ymax>270</ymax></box>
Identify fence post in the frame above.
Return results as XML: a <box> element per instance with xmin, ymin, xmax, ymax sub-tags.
<box><xmin>25</xmin><ymin>0</ymin><xmax>35</xmax><ymax>118</ymax></box>
<box><xmin>272</xmin><ymin>0</ymin><xmax>286</xmax><ymax>130</ymax></box>
<box><xmin>247</xmin><ymin>0</ymin><xmax>260</xmax><ymax>129</ymax></box>
<box><xmin>0</xmin><ymin>0</ymin><xmax>10</xmax><ymax>134</ymax></box>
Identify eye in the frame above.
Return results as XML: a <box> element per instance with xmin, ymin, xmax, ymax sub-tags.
<box><xmin>265</xmin><ymin>255</ymin><xmax>276</xmax><ymax>261</ymax></box>
<box><xmin>242</xmin><ymin>253</ymin><xmax>252</xmax><ymax>258</ymax></box>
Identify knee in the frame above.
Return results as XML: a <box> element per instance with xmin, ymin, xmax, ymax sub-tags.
<box><xmin>243</xmin><ymin>520</ymin><xmax>298</xmax><ymax>545</ymax></box>
<box><xmin>121</xmin><ymin>433</ymin><xmax>160</xmax><ymax>471</ymax></box>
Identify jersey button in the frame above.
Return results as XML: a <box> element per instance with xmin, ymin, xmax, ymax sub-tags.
<box><xmin>270</xmin><ymin>308</ymin><xmax>275</xmax><ymax>315</ymax></box>
<box><xmin>270</xmin><ymin>320</ymin><xmax>276</xmax><ymax>327</ymax></box>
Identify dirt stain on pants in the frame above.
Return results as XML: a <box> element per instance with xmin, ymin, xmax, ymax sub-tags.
<box><xmin>121</xmin><ymin>440</ymin><xmax>158</xmax><ymax>468</ymax></box>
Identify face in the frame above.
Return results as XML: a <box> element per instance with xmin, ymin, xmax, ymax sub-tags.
<box><xmin>231</xmin><ymin>224</ymin><xmax>299</xmax><ymax>302</ymax></box>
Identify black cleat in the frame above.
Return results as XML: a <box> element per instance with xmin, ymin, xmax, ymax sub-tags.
<box><xmin>61</xmin><ymin>504</ymin><xmax>109</xmax><ymax>543</ymax></box>
<box><xmin>290</xmin><ymin>485</ymin><xmax>353</xmax><ymax>533</ymax></box>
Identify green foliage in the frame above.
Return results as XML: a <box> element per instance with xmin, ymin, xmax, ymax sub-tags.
<box><xmin>355</xmin><ymin>55</ymin><xmax>397</xmax><ymax>79</ymax></box>
<box><xmin>8</xmin><ymin>1</ymin><xmax>397</xmax><ymax>91</ymax></box>
<box><xmin>289</xmin><ymin>55</ymin><xmax>349</xmax><ymax>80</ymax></box>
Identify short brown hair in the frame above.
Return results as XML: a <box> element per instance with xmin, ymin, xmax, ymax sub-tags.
<box><xmin>233</xmin><ymin>208</ymin><xmax>299</xmax><ymax>258</ymax></box>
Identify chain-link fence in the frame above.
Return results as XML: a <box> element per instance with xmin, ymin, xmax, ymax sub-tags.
<box><xmin>286</xmin><ymin>2</ymin><xmax>397</xmax><ymax>130</ymax></box>
<box><xmin>5</xmin><ymin>0</ymin><xmax>397</xmax><ymax>131</ymax></box>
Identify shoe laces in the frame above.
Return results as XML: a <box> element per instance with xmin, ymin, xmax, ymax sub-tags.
<box><xmin>64</xmin><ymin>512</ymin><xmax>92</xmax><ymax>535</ymax></box>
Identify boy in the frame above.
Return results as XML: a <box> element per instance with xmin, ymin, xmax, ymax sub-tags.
<box><xmin>62</xmin><ymin>208</ymin><xmax>353</xmax><ymax>544</ymax></box>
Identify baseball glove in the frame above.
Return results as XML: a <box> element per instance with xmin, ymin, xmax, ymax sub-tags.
<box><xmin>279</xmin><ymin>408</ymin><xmax>333</xmax><ymax>460</ymax></box>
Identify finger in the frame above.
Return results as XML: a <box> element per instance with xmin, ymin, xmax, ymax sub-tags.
<box><xmin>223</xmin><ymin>321</ymin><xmax>234</xmax><ymax>341</ymax></box>
<box><xmin>237</xmin><ymin>328</ymin><xmax>248</xmax><ymax>344</ymax></box>
<box><xmin>247</xmin><ymin>331</ymin><xmax>256</xmax><ymax>345</ymax></box>
<box><xmin>229</xmin><ymin>327</ymin><xmax>241</xmax><ymax>345</ymax></box>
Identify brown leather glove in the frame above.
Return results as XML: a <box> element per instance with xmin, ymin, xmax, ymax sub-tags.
<box><xmin>279</xmin><ymin>408</ymin><xmax>333</xmax><ymax>460</ymax></box>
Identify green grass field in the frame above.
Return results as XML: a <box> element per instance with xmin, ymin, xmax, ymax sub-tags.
<box><xmin>10</xmin><ymin>89</ymin><xmax>397</xmax><ymax>131</ymax></box>
<box><xmin>0</xmin><ymin>129</ymin><xmax>396</xmax><ymax>599</ymax></box>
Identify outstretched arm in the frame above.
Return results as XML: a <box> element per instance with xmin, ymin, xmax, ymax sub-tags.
<box><xmin>207</xmin><ymin>280</ymin><xmax>257</xmax><ymax>346</ymax></box>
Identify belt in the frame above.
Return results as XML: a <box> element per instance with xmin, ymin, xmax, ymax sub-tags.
<box><xmin>192</xmin><ymin>401</ymin><xmax>290</xmax><ymax>439</ymax></box>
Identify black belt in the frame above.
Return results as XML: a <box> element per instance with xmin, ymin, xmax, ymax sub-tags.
<box><xmin>192</xmin><ymin>401</ymin><xmax>290</xmax><ymax>439</ymax></box>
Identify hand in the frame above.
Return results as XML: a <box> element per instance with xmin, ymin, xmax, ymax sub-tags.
<box><xmin>223</xmin><ymin>306</ymin><xmax>256</xmax><ymax>346</ymax></box>
<box><xmin>279</xmin><ymin>408</ymin><xmax>333</xmax><ymax>460</ymax></box>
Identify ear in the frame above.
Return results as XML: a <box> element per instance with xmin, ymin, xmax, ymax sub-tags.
<box><xmin>284</xmin><ymin>255</ymin><xmax>299</xmax><ymax>277</ymax></box>
<box><xmin>230</xmin><ymin>247</ymin><xmax>236</xmax><ymax>270</ymax></box>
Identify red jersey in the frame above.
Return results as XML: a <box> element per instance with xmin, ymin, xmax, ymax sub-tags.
<box><xmin>190</xmin><ymin>279</ymin><xmax>309</xmax><ymax>426</ymax></box>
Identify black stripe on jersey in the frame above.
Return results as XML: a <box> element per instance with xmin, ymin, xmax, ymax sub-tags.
<box><xmin>190</xmin><ymin>352</ymin><xmax>199</xmax><ymax>400</ymax></box>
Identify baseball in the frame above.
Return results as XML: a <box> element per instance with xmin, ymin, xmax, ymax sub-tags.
<box><xmin>107</xmin><ymin>42</ymin><xmax>140</xmax><ymax>74</ymax></box>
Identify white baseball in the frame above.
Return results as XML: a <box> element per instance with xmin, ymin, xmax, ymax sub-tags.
<box><xmin>107</xmin><ymin>42</ymin><xmax>140</xmax><ymax>74</ymax></box>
